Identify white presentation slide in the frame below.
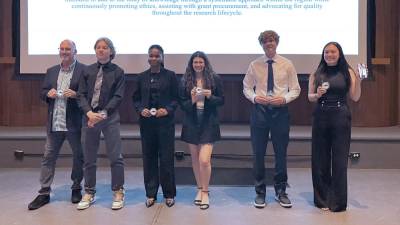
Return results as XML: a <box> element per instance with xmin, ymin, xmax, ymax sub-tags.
<box><xmin>19</xmin><ymin>0</ymin><xmax>367</xmax><ymax>74</ymax></box>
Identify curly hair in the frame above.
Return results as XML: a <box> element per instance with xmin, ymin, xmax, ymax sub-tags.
<box><xmin>182</xmin><ymin>51</ymin><xmax>216</xmax><ymax>93</ymax></box>
<box><xmin>258</xmin><ymin>30</ymin><xmax>280</xmax><ymax>45</ymax></box>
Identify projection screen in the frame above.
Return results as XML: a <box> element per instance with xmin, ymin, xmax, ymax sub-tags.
<box><xmin>19</xmin><ymin>0</ymin><xmax>368</xmax><ymax>75</ymax></box>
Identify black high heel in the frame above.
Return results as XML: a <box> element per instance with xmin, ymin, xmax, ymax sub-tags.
<box><xmin>199</xmin><ymin>190</ymin><xmax>210</xmax><ymax>210</ymax></box>
<box><xmin>194</xmin><ymin>187</ymin><xmax>202</xmax><ymax>206</ymax></box>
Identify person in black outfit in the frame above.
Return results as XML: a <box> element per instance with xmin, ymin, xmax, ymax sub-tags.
<box><xmin>28</xmin><ymin>39</ymin><xmax>85</xmax><ymax>210</ymax></box>
<box><xmin>308</xmin><ymin>42</ymin><xmax>362</xmax><ymax>212</ymax></box>
<box><xmin>132</xmin><ymin>44</ymin><xmax>178</xmax><ymax>208</ymax></box>
<box><xmin>77</xmin><ymin>37</ymin><xmax>126</xmax><ymax>210</ymax></box>
<box><xmin>179</xmin><ymin>51</ymin><xmax>224</xmax><ymax>210</ymax></box>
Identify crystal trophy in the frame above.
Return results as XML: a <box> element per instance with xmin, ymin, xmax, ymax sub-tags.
<box><xmin>56</xmin><ymin>90</ymin><xmax>64</xmax><ymax>98</ymax></box>
<box><xmin>150</xmin><ymin>108</ymin><xmax>157</xmax><ymax>116</ymax></box>
<box><xmin>321</xmin><ymin>82</ymin><xmax>330</xmax><ymax>91</ymax></box>
<box><xmin>98</xmin><ymin>110</ymin><xmax>107</xmax><ymax>119</ymax></box>
<box><xmin>357</xmin><ymin>63</ymin><xmax>368</xmax><ymax>79</ymax></box>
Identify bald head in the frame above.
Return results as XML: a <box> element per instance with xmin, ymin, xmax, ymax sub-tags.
<box><xmin>59</xmin><ymin>39</ymin><xmax>77</xmax><ymax>66</ymax></box>
<box><xmin>60</xmin><ymin>39</ymin><xmax>77</xmax><ymax>54</ymax></box>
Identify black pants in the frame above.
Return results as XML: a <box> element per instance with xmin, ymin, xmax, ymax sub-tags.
<box><xmin>312</xmin><ymin>104</ymin><xmax>351</xmax><ymax>211</ymax></box>
<box><xmin>140</xmin><ymin>118</ymin><xmax>176</xmax><ymax>199</ymax></box>
<box><xmin>250</xmin><ymin>104</ymin><xmax>290</xmax><ymax>195</ymax></box>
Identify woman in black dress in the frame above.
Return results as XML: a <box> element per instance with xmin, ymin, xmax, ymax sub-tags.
<box><xmin>179</xmin><ymin>51</ymin><xmax>224</xmax><ymax>210</ymax></box>
<box><xmin>133</xmin><ymin>44</ymin><xmax>178</xmax><ymax>208</ymax></box>
<box><xmin>308</xmin><ymin>42</ymin><xmax>361</xmax><ymax>212</ymax></box>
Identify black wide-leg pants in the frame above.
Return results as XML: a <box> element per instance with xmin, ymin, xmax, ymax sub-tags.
<box><xmin>140</xmin><ymin>118</ymin><xmax>176</xmax><ymax>199</ymax></box>
<box><xmin>312</xmin><ymin>104</ymin><xmax>351</xmax><ymax>212</ymax></box>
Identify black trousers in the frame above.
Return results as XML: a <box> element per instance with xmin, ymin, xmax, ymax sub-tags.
<box><xmin>140</xmin><ymin>118</ymin><xmax>176</xmax><ymax>199</ymax></box>
<box><xmin>312</xmin><ymin>104</ymin><xmax>351</xmax><ymax>211</ymax></box>
<box><xmin>250</xmin><ymin>104</ymin><xmax>290</xmax><ymax>195</ymax></box>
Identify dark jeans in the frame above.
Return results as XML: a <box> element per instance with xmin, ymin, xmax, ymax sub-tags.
<box><xmin>312</xmin><ymin>104</ymin><xmax>351</xmax><ymax>211</ymax></box>
<box><xmin>39</xmin><ymin>131</ymin><xmax>84</xmax><ymax>194</ymax></box>
<box><xmin>250</xmin><ymin>104</ymin><xmax>290</xmax><ymax>196</ymax></box>
<box><xmin>83</xmin><ymin>112</ymin><xmax>124</xmax><ymax>194</ymax></box>
<box><xmin>140</xmin><ymin>118</ymin><xmax>176</xmax><ymax>199</ymax></box>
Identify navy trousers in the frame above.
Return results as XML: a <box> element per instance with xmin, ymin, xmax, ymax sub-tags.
<box><xmin>250</xmin><ymin>104</ymin><xmax>290</xmax><ymax>195</ymax></box>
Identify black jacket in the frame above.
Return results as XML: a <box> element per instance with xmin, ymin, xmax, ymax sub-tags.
<box><xmin>78</xmin><ymin>61</ymin><xmax>125</xmax><ymax>115</ymax></box>
<box><xmin>40</xmin><ymin>61</ymin><xmax>86</xmax><ymax>133</ymax></box>
<box><xmin>179</xmin><ymin>74</ymin><xmax>224</xmax><ymax>130</ymax></box>
<box><xmin>132</xmin><ymin>67</ymin><xmax>179</xmax><ymax>125</ymax></box>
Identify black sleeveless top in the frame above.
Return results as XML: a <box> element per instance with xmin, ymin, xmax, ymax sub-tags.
<box><xmin>317</xmin><ymin>66</ymin><xmax>348</xmax><ymax>104</ymax></box>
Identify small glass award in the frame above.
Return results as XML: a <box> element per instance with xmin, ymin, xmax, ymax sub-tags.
<box><xmin>196</xmin><ymin>87</ymin><xmax>203</xmax><ymax>95</ymax></box>
<box><xmin>56</xmin><ymin>89</ymin><xmax>64</xmax><ymax>98</ymax></box>
<box><xmin>98</xmin><ymin>110</ymin><xmax>107</xmax><ymax>119</ymax></box>
<box><xmin>150</xmin><ymin>108</ymin><xmax>157</xmax><ymax>116</ymax></box>
<box><xmin>321</xmin><ymin>82</ymin><xmax>330</xmax><ymax>91</ymax></box>
<box><xmin>357</xmin><ymin>63</ymin><xmax>368</xmax><ymax>79</ymax></box>
<box><xmin>195</xmin><ymin>87</ymin><xmax>205</xmax><ymax>102</ymax></box>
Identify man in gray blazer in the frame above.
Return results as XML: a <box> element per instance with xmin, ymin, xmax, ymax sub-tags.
<box><xmin>28</xmin><ymin>39</ymin><xmax>86</xmax><ymax>210</ymax></box>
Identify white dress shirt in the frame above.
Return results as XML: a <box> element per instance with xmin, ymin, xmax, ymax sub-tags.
<box><xmin>243</xmin><ymin>54</ymin><xmax>301</xmax><ymax>104</ymax></box>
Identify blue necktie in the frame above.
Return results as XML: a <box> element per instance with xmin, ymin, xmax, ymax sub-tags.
<box><xmin>267</xmin><ymin>59</ymin><xmax>274</xmax><ymax>94</ymax></box>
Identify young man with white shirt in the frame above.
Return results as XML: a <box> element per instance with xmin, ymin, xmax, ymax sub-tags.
<box><xmin>243</xmin><ymin>30</ymin><xmax>301</xmax><ymax>209</ymax></box>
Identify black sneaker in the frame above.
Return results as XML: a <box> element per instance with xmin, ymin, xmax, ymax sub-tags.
<box><xmin>71</xmin><ymin>189</ymin><xmax>82</xmax><ymax>204</ymax></box>
<box><xmin>253</xmin><ymin>194</ymin><xmax>266</xmax><ymax>208</ymax></box>
<box><xmin>28</xmin><ymin>194</ymin><xmax>50</xmax><ymax>210</ymax></box>
<box><xmin>275</xmin><ymin>192</ymin><xmax>292</xmax><ymax>208</ymax></box>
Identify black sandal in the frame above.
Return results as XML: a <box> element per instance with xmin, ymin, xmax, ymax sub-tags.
<box><xmin>194</xmin><ymin>187</ymin><xmax>202</xmax><ymax>206</ymax></box>
<box><xmin>199</xmin><ymin>190</ymin><xmax>210</xmax><ymax>210</ymax></box>
<box><xmin>145</xmin><ymin>198</ymin><xmax>156</xmax><ymax>208</ymax></box>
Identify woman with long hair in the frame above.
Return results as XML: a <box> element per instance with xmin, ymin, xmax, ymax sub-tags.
<box><xmin>308</xmin><ymin>42</ymin><xmax>362</xmax><ymax>212</ymax></box>
<box><xmin>179</xmin><ymin>51</ymin><xmax>224</xmax><ymax>210</ymax></box>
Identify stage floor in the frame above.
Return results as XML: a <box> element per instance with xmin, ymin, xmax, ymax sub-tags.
<box><xmin>1</xmin><ymin>167</ymin><xmax>399</xmax><ymax>225</ymax></box>
<box><xmin>1</xmin><ymin>125</ymin><xmax>400</xmax><ymax>140</ymax></box>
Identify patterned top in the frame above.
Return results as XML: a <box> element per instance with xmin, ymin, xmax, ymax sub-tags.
<box><xmin>52</xmin><ymin>61</ymin><xmax>76</xmax><ymax>131</ymax></box>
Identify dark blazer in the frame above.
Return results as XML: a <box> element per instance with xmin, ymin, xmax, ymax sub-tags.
<box><xmin>78</xmin><ymin>61</ymin><xmax>125</xmax><ymax>115</ymax></box>
<box><xmin>179</xmin><ymin>74</ymin><xmax>224</xmax><ymax>134</ymax></box>
<box><xmin>40</xmin><ymin>61</ymin><xmax>86</xmax><ymax>133</ymax></box>
<box><xmin>132</xmin><ymin>67</ymin><xmax>179</xmax><ymax>125</ymax></box>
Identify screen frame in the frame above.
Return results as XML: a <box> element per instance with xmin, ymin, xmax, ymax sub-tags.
<box><xmin>12</xmin><ymin>0</ymin><xmax>375</xmax><ymax>80</ymax></box>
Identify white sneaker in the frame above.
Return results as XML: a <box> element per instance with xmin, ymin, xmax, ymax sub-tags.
<box><xmin>111</xmin><ymin>189</ymin><xmax>125</xmax><ymax>210</ymax></box>
<box><xmin>77</xmin><ymin>193</ymin><xmax>95</xmax><ymax>210</ymax></box>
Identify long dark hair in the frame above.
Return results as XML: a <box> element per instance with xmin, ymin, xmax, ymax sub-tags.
<box><xmin>148</xmin><ymin>44</ymin><xmax>164</xmax><ymax>67</ymax></box>
<box><xmin>314</xmin><ymin>42</ymin><xmax>352</xmax><ymax>91</ymax></box>
<box><xmin>182</xmin><ymin>51</ymin><xmax>216</xmax><ymax>93</ymax></box>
